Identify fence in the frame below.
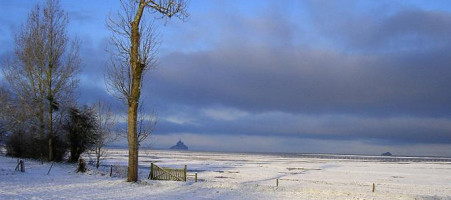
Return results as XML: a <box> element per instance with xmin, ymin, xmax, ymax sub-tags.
<box><xmin>106</xmin><ymin>165</ymin><xmax>128</xmax><ymax>178</ymax></box>
<box><xmin>148</xmin><ymin>163</ymin><xmax>187</xmax><ymax>182</ymax></box>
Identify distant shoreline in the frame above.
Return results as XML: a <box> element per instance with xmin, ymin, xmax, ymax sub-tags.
<box><xmin>104</xmin><ymin>146</ymin><xmax>451</xmax><ymax>162</ymax></box>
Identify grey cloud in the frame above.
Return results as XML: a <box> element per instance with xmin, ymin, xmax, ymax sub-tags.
<box><xmin>306</xmin><ymin>1</ymin><xmax>451</xmax><ymax>51</ymax></box>
<box><xmin>146</xmin><ymin>2</ymin><xmax>451</xmax><ymax>118</ymax></box>
<box><xmin>351</xmin><ymin>10</ymin><xmax>451</xmax><ymax>50</ymax></box>
<box><xmin>139</xmin><ymin>1</ymin><xmax>451</xmax><ymax>148</ymax></box>
<box><xmin>155</xmin><ymin>111</ymin><xmax>451</xmax><ymax>145</ymax></box>
<box><xmin>149</xmin><ymin>44</ymin><xmax>451</xmax><ymax>117</ymax></box>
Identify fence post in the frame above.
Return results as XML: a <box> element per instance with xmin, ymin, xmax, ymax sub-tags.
<box><xmin>110</xmin><ymin>165</ymin><xmax>113</xmax><ymax>177</ymax></box>
<box><xmin>195</xmin><ymin>173</ymin><xmax>198</xmax><ymax>182</ymax></box>
<box><xmin>20</xmin><ymin>160</ymin><xmax>25</xmax><ymax>172</ymax></box>
<box><xmin>276</xmin><ymin>179</ymin><xmax>279</xmax><ymax>187</ymax></box>
<box><xmin>148</xmin><ymin>163</ymin><xmax>154</xmax><ymax>180</ymax></box>
<box><xmin>184</xmin><ymin>165</ymin><xmax>187</xmax><ymax>182</ymax></box>
<box><xmin>15</xmin><ymin>160</ymin><xmax>25</xmax><ymax>172</ymax></box>
<box><xmin>47</xmin><ymin>162</ymin><xmax>54</xmax><ymax>175</ymax></box>
<box><xmin>372</xmin><ymin>183</ymin><xmax>375</xmax><ymax>192</ymax></box>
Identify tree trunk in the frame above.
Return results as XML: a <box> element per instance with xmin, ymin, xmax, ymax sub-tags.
<box><xmin>38</xmin><ymin>105</ymin><xmax>45</xmax><ymax>160</ymax></box>
<box><xmin>48</xmin><ymin>29</ymin><xmax>54</xmax><ymax>161</ymax></box>
<box><xmin>48</xmin><ymin>103</ymin><xmax>53</xmax><ymax>161</ymax></box>
<box><xmin>126</xmin><ymin>1</ymin><xmax>146</xmax><ymax>182</ymax></box>
<box><xmin>96</xmin><ymin>146</ymin><xmax>101</xmax><ymax>169</ymax></box>
<box><xmin>126</xmin><ymin>99</ymin><xmax>139</xmax><ymax>182</ymax></box>
<box><xmin>70</xmin><ymin>145</ymin><xmax>76</xmax><ymax>162</ymax></box>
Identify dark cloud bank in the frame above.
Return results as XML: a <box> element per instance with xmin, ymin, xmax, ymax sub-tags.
<box><xmin>140</xmin><ymin>1</ymin><xmax>451</xmax><ymax>150</ymax></box>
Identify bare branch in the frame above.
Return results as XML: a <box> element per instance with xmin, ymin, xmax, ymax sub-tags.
<box><xmin>91</xmin><ymin>101</ymin><xmax>119</xmax><ymax>168</ymax></box>
<box><xmin>137</xmin><ymin>103</ymin><xmax>157</xmax><ymax>145</ymax></box>
<box><xmin>105</xmin><ymin>0</ymin><xmax>160</xmax><ymax>105</ymax></box>
<box><xmin>144</xmin><ymin>0</ymin><xmax>189</xmax><ymax>20</ymax></box>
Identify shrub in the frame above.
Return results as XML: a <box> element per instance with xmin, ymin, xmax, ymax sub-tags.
<box><xmin>51</xmin><ymin>135</ymin><xmax>68</xmax><ymax>162</ymax></box>
<box><xmin>6</xmin><ymin>130</ymin><xmax>68</xmax><ymax>161</ymax></box>
<box><xmin>64</xmin><ymin>107</ymin><xmax>99</xmax><ymax>163</ymax></box>
<box><xmin>77</xmin><ymin>158</ymin><xmax>87</xmax><ymax>173</ymax></box>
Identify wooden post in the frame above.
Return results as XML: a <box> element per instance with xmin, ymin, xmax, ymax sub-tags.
<box><xmin>20</xmin><ymin>160</ymin><xmax>24</xmax><ymax>172</ymax></box>
<box><xmin>110</xmin><ymin>165</ymin><xmax>113</xmax><ymax>177</ymax></box>
<box><xmin>148</xmin><ymin>163</ymin><xmax>154</xmax><ymax>180</ymax></box>
<box><xmin>276</xmin><ymin>179</ymin><xmax>279</xmax><ymax>187</ymax></box>
<box><xmin>47</xmin><ymin>162</ymin><xmax>54</xmax><ymax>175</ymax></box>
<box><xmin>184</xmin><ymin>165</ymin><xmax>187</xmax><ymax>182</ymax></box>
<box><xmin>195</xmin><ymin>173</ymin><xmax>198</xmax><ymax>182</ymax></box>
<box><xmin>372</xmin><ymin>183</ymin><xmax>375</xmax><ymax>192</ymax></box>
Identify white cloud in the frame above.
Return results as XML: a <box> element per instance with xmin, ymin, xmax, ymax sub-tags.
<box><xmin>163</xmin><ymin>116</ymin><xmax>198</xmax><ymax>125</ymax></box>
<box><xmin>203</xmin><ymin>107</ymin><xmax>249</xmax><ymax>121</ymax></box>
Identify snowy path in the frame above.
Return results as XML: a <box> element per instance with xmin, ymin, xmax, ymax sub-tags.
<box><xmin>1</xmin><ymin>150</ymin><xmax>450</xmax><ymax>199</ymax></box>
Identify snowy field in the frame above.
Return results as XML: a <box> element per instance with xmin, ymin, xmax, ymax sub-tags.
<box><xmin>1</xmin><ymin>149</ymin><xmax>450</xmax><ymax>199</ymax></box>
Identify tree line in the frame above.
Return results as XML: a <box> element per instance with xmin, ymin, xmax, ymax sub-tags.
<box><xmin>0</xmin><ymin>0</ymin><xmax>187</xmax><ymax>182</ymax></box>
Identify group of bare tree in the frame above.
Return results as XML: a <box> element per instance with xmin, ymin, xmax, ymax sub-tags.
<box><xmin>2</xmin><ymin>0</ymin><xmax>79</xmax><ymax>161</ymax></box>
<box><xmin>1</xmin><ymin>0</ymin><xmax>188</xmax><ymax>182</ymax></box>
<box><xmin>0</xmin><ymin>0</ymin><xmax>118</xmax><ymax>164</ymax></box>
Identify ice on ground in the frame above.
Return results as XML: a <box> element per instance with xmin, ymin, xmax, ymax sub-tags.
<box><xmin>1</xmin><ymin>149</ymin><xmax>450</xmax><ymax>199</ymax></box>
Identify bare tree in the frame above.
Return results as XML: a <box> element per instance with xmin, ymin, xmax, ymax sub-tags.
<box><xmin>2</xmin><ymin>0</ymin><xmax>79</xmax><ymax>161</ymax></box>
<box><xmin>92</xmin><ymin>101</ymin><xmax>118</xmax><ymax>169</ymax></box>
<box><xmin>3</xmin><ymin>5</ymin><xmax>47</xmax><ymax>158</ymax></box>
<box><xmin>106</xmin><ymin>0</ymin><xmax>188</xmax><ymax>182</ymax></box>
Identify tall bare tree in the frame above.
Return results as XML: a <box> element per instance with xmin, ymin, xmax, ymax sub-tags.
<box><xmin>2</xmin><ymin>0</ymin><xmax>79</xmax><ymax>161</ymax></box>
<box><xmin>106</xmin><ymin>0</ymin><xmax>188</xmax><ymax>182</ymax></box>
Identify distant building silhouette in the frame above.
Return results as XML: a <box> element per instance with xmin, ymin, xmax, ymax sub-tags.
<box><xmin>170</xmin><ymin>140</ymin><xmax>188</xmax><ymax>150</ymax></box>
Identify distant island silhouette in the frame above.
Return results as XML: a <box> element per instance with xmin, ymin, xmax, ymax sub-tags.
<box><xmin>381</xmin><ymin>152</ymin><xmax>392</xmax><ymax>156</ymax></box>
<box><xmin>170</xmin><ymin>140</ymin><xmax>188</xmax><ymax>150</ymax></box>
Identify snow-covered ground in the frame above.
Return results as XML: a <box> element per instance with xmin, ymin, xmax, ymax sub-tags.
<box><xmin>1</xmin><ymin>149</ymin><xmax>450</xmax><ymax>199</ymax></box>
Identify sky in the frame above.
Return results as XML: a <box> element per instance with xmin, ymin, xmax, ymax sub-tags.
<box><xmin>1</xmin><ymin>0</ymin><xmax>451</xmax><ymax>156</ymax></box>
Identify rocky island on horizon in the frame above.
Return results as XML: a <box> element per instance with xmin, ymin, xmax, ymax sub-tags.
<box><xmin>170</xmin><ymin>140</ymin><xmax>188</xmax><ymax>150</ymax></box>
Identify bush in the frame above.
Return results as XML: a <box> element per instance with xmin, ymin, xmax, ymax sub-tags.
<box><xmin>6</xmin><ymin>131</ymin><xmax>39</xmax><ymax>158</ymax></box>
<box><xmin>5</xmin><ymin>131</ymin><xmax>25</xmax><ymax>157</ymax></box>
<box><xmin>64</xmin><ymin>107</ymin><xmax>99</xmax><ymax>163</ymax></box>
<box><xmin>51</xmin><ymin>135</ymin><xmax>68</xmax><ymax>162</ymax></box>
<box><xmin>77</xmin><ymin>158</ymin><xmax>87</xmax><ymax>173</ymax></box>
<box><xmin>5</xmin><ymin>104</ymin><xmax>100</xmax><ymax>163</ymax></box>
<box><xmin>6</xmin><ymin>130</ymin><xmax>67</xmax><ymax>161</ymax></box>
